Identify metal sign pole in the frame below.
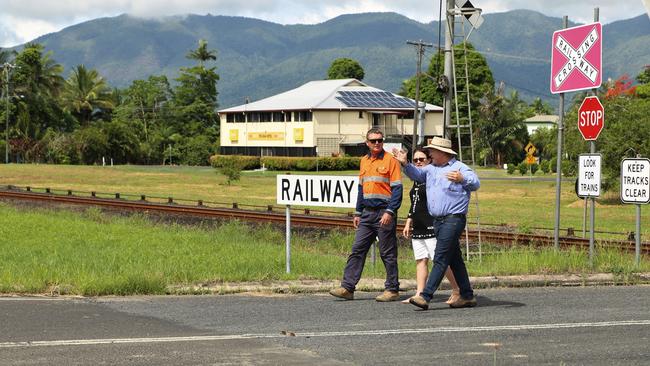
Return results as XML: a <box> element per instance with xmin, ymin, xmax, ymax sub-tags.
<box><xmin>634</xmin><ymin>204</ymin><xmax>641</xmax><ymax>267</ymax></box>
<box><xmin>589</xmin><ymin>141</ymin><xmax>596</xmax><ymax>266</ymax></box>
<box><xmin>553</xmin><ymin>15</ymin><xmax>568</xmax><ymax>251</ymax></box>
<box><xmin>589</xmin><ymin>7</ymin><xmax>599</xmax><ymax>267</ymax></box>
<box><xmin>286</xmin><ymin>205</ymin><xmax>291</xmax><ymax>274</ymax></box>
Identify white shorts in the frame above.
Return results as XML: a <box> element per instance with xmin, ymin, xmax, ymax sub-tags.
<box><xmin>411</xmin><ymin>237</ymin><xmax>437</xmax><ymax>260</ymax></box>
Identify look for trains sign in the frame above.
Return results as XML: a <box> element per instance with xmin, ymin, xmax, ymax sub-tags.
<box><xmin>550</xmin><ymin>22</ymin><xmax>602</xmax><ymax>94</ymax></box>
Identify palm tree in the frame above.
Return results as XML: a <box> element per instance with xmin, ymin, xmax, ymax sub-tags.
<box><xmin>61</xmin><ymin>65</ymin><xmax>113</xmax><ymax>125</ymax></box>
<box><xmin>186</xmin><ymin>39</ymin><xmax>217</xmax><ymax>67</ymax></box>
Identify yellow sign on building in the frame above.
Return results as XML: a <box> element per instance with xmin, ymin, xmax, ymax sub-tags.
<box><xmin>294</xmin><ymin>128</ymin><xmax>304</xmax><ymax>142</ymax></box>
<box><xmin>229</xmin><ymin>129</ymin><xmax>239</xmax><ymax>142</ymax></box>
<box><xmin>248</xmin><ymin>132</ymin><xmax>285</xmax><ymax>141</ymax></box>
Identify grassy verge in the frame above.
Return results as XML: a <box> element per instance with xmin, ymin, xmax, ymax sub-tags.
<box><xmin>0</xmin><ymin>164</ymin><xmax>646</xmax><ymax>240</ymax></box>
<box><xmin>1</xmin><ymin>203</ymin><xmax>647</xmax><ymax>296</ymax></box>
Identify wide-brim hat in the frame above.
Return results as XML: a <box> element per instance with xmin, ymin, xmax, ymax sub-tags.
<box><xmin>425</xmin><ymin>136</ymin><xmax>457</xmax><ymax>155</ymax></box>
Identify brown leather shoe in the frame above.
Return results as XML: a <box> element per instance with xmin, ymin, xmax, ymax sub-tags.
<box><xmin>329</xmin><ymin>287</ymin><xmax>354</xmax><ymax>300</ymax></box>
<box><xmin>375</xmin><ymin>290</ymin><xmax>399</xmax><ymax>302</ymax></box>
<box><xmin>445</xmin><ymin>290</ymin><xmax>461</xmax><ymax>305</ymax></box>
<box><xmin>449</xmin><ymin>296</ymin><xmax>477</xmax><ymax>308</ymax></box>
<box><xmin>408</xmin><ymin>295</ymin><xmax>429</xmax><ymax>310</ymax></box>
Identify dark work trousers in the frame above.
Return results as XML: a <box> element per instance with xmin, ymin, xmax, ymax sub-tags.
<box><xmin>341</xmin><ymin>209</ymin><xmax>399</xmax><ymax>292</ymax></box>
<box><xmin>420</xmin><ymin>215</ymin><xmax>474</xmax><ymax>301</ymax></box>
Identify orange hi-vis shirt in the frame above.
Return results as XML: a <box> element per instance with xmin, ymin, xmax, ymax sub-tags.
<box><xmin>354</xmin><ymin>150</ymin><xmax>403</xmax><ymax>216</ymax></box>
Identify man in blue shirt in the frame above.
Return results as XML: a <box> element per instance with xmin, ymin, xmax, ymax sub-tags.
<box><xmin>394</xmin><ymin>137</ymin><xmax>480</xmax><ymax>310</ymax></box>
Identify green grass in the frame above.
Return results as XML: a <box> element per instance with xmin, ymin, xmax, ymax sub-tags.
<box><xmin>0</xmin><ymin>202</ymin><xmax>647</xmax><ymax>296</ymax></box>
<box><xmin>0</xmin><ymin>164</ymin><xmax>646</xmax><ymax>240</ymax></box>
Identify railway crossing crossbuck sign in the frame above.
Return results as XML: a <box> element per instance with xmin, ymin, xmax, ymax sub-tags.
<box><xmin>550</xmin><ymin>22</ymin><xmax>602</xmax><ymax>94</ymax></box>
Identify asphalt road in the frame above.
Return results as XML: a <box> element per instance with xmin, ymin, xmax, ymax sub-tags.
<box><xmin>1</xmin><ymin>285</ymin><xmax>649</xmax><ymax>365</ymax></box>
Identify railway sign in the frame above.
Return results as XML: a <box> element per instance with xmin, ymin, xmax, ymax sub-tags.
<box><xmin>277</xmin><ymin>175</ymin><xmax>358</xmax><ymax>208</ymax></box>
<box><xmin>578</xmin><ymin>96</ymin><xmax>604</xmax><ymax>140</ymax></box>
<box><xmin>550</xmin><ymin>22</ymin><xmax>602</xmax><ymax>94</ymax></box>
<box><xmin>621</xmin><ymin>158</ymin><xmax>650</xmax><ymax>204</ymax></box>
<box><xmin>578</xmin><ymin>154</ymin><xmax>601</xmax><ymax>197</ymax></box>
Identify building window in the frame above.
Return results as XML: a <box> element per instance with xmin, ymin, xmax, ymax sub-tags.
<box><xmin>358</xmin><ymin>111</ymin><xmax>363</xmax><ymax>119</ymax></box>
<box><xmin>226</xmin><ymin>113</ymin><xmax>245</xmax><ymax>123</ymax></box>
<box><xmin>259</xmin><ymin>112</ymin><xmax>272</xmax><ymax>122</ymax></box>
<box><xmin>272</xmin><ymin>112</ymin><xmax>285</xmax><ymax>122</ymax></box>
<box><xmin>247</xmin><ymin>112</ymin><xmax>260</xmax><ymax>122</ymax></box>
<box><xmin>294</xmin><ymin>111</ymin><xmax>312</xmax><ymax>122</ymax></box>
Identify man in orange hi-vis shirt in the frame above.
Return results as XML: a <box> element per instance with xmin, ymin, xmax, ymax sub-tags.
<box><xmin>330</xmin><ymin>128</ymin><xmax>403</xmax><ymax>302</ymax></box>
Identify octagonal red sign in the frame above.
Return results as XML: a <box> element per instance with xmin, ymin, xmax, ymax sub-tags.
<box><xmin>578</xmin><ymin>96</ymin><xmax>604</xmax><ymax>140</ymax></box>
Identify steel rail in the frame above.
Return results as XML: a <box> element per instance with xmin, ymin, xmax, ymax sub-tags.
<box><xmin>1</xmin><ymin>189</ymin><xmax>648</xmax><ymax>254</ymax></box>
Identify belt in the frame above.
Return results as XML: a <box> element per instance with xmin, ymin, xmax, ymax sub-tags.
<box><xmin>434</xmin><ymin>213</ymin><xmax>466</xmax><ymax>220</ymax></box>
<box><xmin>363</xmin><ymin>207</ymin><xmax>387</xmax><ymax>212</ymax></box>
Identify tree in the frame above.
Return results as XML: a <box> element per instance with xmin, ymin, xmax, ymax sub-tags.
<box><xmin>528</xmin><ymin>97</ymin><xmax>553</xmax><ymax>115</ymax></box>
<box><xmin>636</xmin><ymin>65</ymin><xmax>650</xmax><ymax>84</ymax></box>
<box><xmin>173</xmin><ymin>40</ymin><xmax>219</xmax><ymax>137</ymax></box>
<box><xmin>563</xmin><ymin>81</ymin><xmax>650</xmax><ymax>192</ymax></box>
<box><xmin>476</xmin><ymin>85</ymin><xmax>529</xmax><ymax>167</ymax></box>
<box><xmin>635</xmin><ymin>66</ymin><xmax>650</xmax><ymax>99</ymax></box>
<box><xmin>61</xmin><ymin>65</ymin><xmax>113</xmax><ymax>126</ymax></box>
<box><xmin>400</xmin><ymin>43</ymin><xmax>494</xmax><ymax>114</ymax></box>
<box><xmin>327</xmin><ymin>58</ymin><xmax>365</xmax><ymax>80</ymax></box>
<box><xmin>604</xmin><ymin>74</ymin><xmax>636</xmax><ymax>99</ymax></box>
<box><xmin>186</xmin><ymin>39</ymin><xmax>217</xmax><ymax>67</ymax></box>
<box><xmin>9</xmin><ymin>43</ymin><xmax>68</xmax><ymax>161</ymax></box>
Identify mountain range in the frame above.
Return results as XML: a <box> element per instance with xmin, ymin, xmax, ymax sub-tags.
<box><xmin>14</xmin><ymin>10</ymin><xmax>650</xmax><ymax>108</ymax></box>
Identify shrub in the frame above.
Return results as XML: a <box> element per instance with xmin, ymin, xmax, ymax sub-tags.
<box><xmin>530</xmin><ymin>163</ymin><xmax>539</xmax><ymax>175</ymax></box>
<box><xmin>218</xmin><ymin>158</ymin><xmax>244</xmax><ymax>185</ymax></box>
<box><xmin>209</xmin><ymin>155</ymin><xmax>260</xmax><ymax>170</ymax></box>
<box><xmin>518</xmin><ymin>163</ymin><xmax>529</xmax><ymax>175</ymax></box>
<box><xmin>507</xmin><ymin>163</ymin><xmax>517</xmax><ymax>175</ymax></box>
<box><xmin>210</xmin><ymin>155</ymin><xmax>360</xmax><ymax>171</ymax></box>
<box><xmin>540</xmin><ymin>160</ymin><xmax>550</xmax><ymax>174</ymax></box>
<box><xmin>561</xmin><ymin>159</ymin><xmax>577</xmax><ymax>177</ymax></box>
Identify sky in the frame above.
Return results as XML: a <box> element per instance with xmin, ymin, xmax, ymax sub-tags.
<box><xmin>1</xmin><ymin>0</ymin><xmax>648</xmax><ymax>48</ymax></box>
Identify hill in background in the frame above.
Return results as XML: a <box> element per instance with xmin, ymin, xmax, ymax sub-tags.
<box><xmin>18</xmin><ymin>10</ymin><xmax>650</xmax><ymax>108</ymax></box>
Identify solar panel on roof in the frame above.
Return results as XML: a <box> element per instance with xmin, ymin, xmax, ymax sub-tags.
<box><xmin>336</xmin><ymin>91</ymin><xmax>416</xmax><ymax>109</ymax></box>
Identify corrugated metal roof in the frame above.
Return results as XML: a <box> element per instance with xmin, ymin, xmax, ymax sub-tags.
<box><xmin>524</xmin><ymin>114</ymin><xmax>559</xmax><ymax>123</ymax></box>
<box><xmin>219</xmin><ymin>79</ymin><xmax>442</xmax><ymax>113</ymax></box>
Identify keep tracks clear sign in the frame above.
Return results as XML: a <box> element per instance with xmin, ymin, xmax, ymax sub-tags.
<box><xmin>277</xmin><ymin>175</ymin><xmax>358</xmax><ymax>208</ymax></box>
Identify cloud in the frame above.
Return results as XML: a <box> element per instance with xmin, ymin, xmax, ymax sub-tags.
<box><xmin>0</xmin><ymin>0</ymin><xmax>646</xmax><ymax>47</ymax></box>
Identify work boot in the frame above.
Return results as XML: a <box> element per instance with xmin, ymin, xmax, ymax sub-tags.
<box><xmin>375</xmin><ymin>290</ymin><xmax>400</xmax><ymax>302</ymax></box>
<box><xmin>329</xmin><ymin>287</ymin><xmax>354</xmax><ymax>300</ymax></box>
<box><xmin>449</xmin><ymin>296</ymin><xmax>477</xmax><ymax>308</ymax></box>
<box><xmin>408</xmin><ymin>295</ymin><xmax>429</xmax><ymax>310</ymax></box>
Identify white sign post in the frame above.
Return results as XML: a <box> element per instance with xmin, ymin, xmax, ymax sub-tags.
<box><xmin>578</xmin><ymin>153</ymin><xmax>601</xmax><ymax>264</ymax></box>
<box><xmin>578</xmin><ymin>154</ymin><xmax>601</xmax><ymax>198</ymax></box>
<box><xmin>277</xmin><ymin>175</ymin><xmax>358</xmax><ymax>273</ymax></box>
<box><xmin>621</xmin><ymin>158</ymin><xmax>650</xmax><ymax>265</ymax></box>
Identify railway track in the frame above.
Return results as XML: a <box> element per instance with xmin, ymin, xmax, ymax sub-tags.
<box><xmin>1</xmin><ymin>186</ymin><xmax>648</xmax><ymax>254</ymax></box>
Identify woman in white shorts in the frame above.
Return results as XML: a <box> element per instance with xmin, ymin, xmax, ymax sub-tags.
<box><xmin>402</xmin><ymin>148</ymin><xmax>460</xmax><ymax>304</ymax></box>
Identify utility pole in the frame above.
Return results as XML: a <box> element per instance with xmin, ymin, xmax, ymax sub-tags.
<box><xmin>3</xmin><ymin>62</ymin><xmax>15</xmax><ymax>164</ymax></box>
<box><xmin>406</xmin><ymin>40</ymin><xmax>433</xmax><ymax>151</ymax></box>
<box><xmin>442</xmin><ymin>0</ymin><xmax>454</xmax><ymax>139</ymax></box>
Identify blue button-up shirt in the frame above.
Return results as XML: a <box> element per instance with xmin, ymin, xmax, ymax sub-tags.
<box><xmin>403</xmin><ymin>158</ymin><xmax>480</xmax><ymax>217</ymax></box>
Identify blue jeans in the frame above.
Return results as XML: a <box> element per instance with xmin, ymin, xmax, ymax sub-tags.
<box><xmin>341</xmin><ymin>209</ymin><xmax>399</xmax><ymax>292</ymax></box>
<box><xmin>420</xmin><ymin>215</ymin><xmax>474</xmax><ymax>301</ymax></box>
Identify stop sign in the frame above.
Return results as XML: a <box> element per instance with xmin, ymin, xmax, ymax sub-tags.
<box><xmin>578</xmin><ymin>96</ymin><xmax>604</xmax><ymax>140</ymax></box>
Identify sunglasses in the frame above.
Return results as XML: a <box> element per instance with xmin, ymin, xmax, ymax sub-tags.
<box><xmin>367</xmin><ymin>138</ymin><xmax>384</xmax><ymax>144</ymax></box>
<box><xmin>413</xmin><ymin>157</ymin><xmax>428</xmax><ymax>163</ymax></box>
